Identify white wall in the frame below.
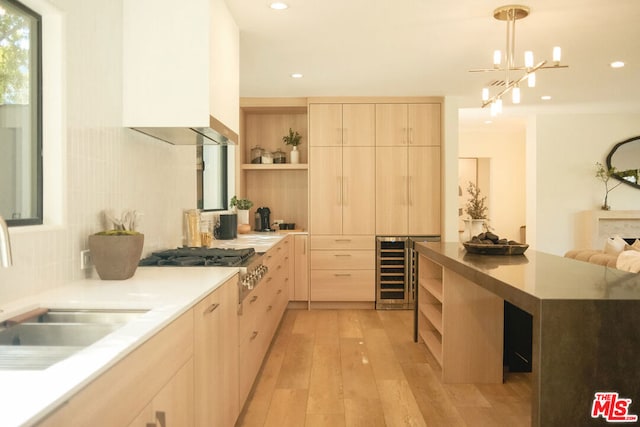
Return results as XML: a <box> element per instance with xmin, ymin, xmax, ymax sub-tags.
<box><xmin>531</xmin><ymin>113</ymin><xmax>640</xmax><ymax>255</ymax></box>
<box><xmin>459</xmin><ymin>128</ymin><xmax>526</xmax><ymax>243</ymax></box>
<box><xmin>0</xmin><ymin>0</ymin><xmax>196</xmax><ymax>305</ymax></box>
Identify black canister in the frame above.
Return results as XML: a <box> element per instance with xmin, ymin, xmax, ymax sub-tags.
<box><xmin>215</xmin><ymin>214</ymin><xmax>237</xmax><ymax>240</ymax></box>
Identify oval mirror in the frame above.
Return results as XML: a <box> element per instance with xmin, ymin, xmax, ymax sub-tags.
<box><xmin>606</xmin><ymin>136</ymin><xmax>640</xmax><ymax>189</ymax></box>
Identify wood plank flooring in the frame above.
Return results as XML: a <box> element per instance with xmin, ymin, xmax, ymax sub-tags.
<box><xmin>236</xmin><ymin>309</ymin><xmax>531</xmax><ymax>427</ymax></box>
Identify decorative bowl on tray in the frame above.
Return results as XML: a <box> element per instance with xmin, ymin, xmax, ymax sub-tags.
<box><xmin>463</xmin><ymin>241</ymin><xmax>529</xmax><ymax>255</ymax></box>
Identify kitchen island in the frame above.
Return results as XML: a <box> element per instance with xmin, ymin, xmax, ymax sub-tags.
<box><xmin>415</xmin><ymin>241</ymin><xmax>640</xmax><ymax>427</ymax></box>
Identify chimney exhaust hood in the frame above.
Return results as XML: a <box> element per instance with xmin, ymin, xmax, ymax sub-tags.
<box><xmin>131</xmin><ymin>116</ymin><xmax>238</xmax><ymax>146</ymax></box>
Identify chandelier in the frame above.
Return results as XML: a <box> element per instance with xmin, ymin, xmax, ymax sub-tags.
<box><xmin>469</xmin><ymin>5</ymin><xmax>568</xmax><ymax>115</ymax></box>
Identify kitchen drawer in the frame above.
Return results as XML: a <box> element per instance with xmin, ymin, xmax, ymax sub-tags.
<box><xmin>310</xmin><ymin>270</ymin><xmax>376</xmax><ymax>301</ymax></box>
<box><xmin>238</xmin><ymin>320</ymin><xmax>271</xmax><ymax>404</ymax></box>
<box><xmin>263</xmin><ymin>236</ymin><xmax>291</xmax><ymax>270</ymax></box>
<box><xmin>238</xmin><ymin>282</ymin><xmax>269</xmax><ymax>345</ymax></box>
<box><xmin>310</xmin><ymin>235</ymin><xmax>374</xmax><ymax>250</ymax></box>
<box><xmin>310</xmin><ymin>250</ymin><xmax>374</xmax><ymax>270</ymax></box>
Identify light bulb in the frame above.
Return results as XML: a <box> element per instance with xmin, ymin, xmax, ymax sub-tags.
<box><xmin>493</xmin><ymin>50</ymin><xmax>501</xmax><ymax>68</ymax></box>
<box><xmin>553</xmin><ymin>47</ymin><xmax>561</xmax><ymax>65</ymax></box>
<box><xmin>482</xmin><ymin>88</ymin><xmax>489</xmax><ymax>101</ymax></box>
<box><xmin>528</xmin><ymin>72</ymin><xmax>536</xmax><ymax>88</ymax></box>
<box><xmin>524</xmin><ymin>51</ymin><xmax>534</xmax><ymax>68</ymax></box>
<box><xmin>512</xmin><ymin>86</ymin><xmax>521</xmax><ymax>104</ymax></box>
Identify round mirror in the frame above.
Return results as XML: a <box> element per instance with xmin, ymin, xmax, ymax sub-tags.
<box><xmin>606</xmin><ymin>136</ymin><xmax>640</xmax><ymax>189</ymax></box>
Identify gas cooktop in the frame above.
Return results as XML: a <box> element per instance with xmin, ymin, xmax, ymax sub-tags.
<box><xmin>139</xmin><ymin>247</ymin><xmax>256</xmax><ymax>267</ymax></box>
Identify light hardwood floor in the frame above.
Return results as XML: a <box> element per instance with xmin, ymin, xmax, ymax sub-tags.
<box><xmin>236</xmin><ymin>309</ymin><xmax>531</xmax><ymax>427</ymax></box>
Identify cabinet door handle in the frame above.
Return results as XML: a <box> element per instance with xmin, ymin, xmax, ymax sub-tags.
<box><xmin>203</xmin><ymin>303</ymin><xmax>219</xmax><ymax>315</ymax></box>
<box><xmin>409</xmin><ymin>127</ymin><xmax>414</xmax><ymax>144</ymax></box>
<box><xmin>334</xmin><ymin>273</ymin><xmax>352</xmax><ymax>277</ymax></box>
<box><xmin>343</xmin><ymin>127</ymin><xmax>348</xmax><ymax>145</ymax></box>
<box><xmin>303</xmin><ymin>239</ymin><xmax>306</xmax><ymax>255</ymax></box>
<box><xmin>343</xmin><ymin>176</ymin><xmax>349</xmax><ymax>206</ymax></box>
<box><xmin>155</xmin><ymin>411</ymin><xmax>166</xmax><ymax>427</ymax></box>
<box><xmin>408</xmin><ymin>176</ymin><xmax>413</xmax><ymax>206</ymax></box>
<box><xmin>403</xmin><ymin>175</ymin><xmax>408</xmax><ymax>206</ymax></box>
<box><xmin>250</xmin><ymin>331</ymin><xmax>259</xmax><ymax>340</ymax></box>
<box><xmin>402</xmin><ymin>127</ymin><xmax>407</xmax><ymax>145</ymax></box>
<box><xmin>336</xmin><ymin>177</ymin><xmax>342</xmax><ymax>205</ymax></box>
<box><xmin>250</xmin><ymin>295</ymin><xmax>258</xmax><ymax>304</ymax></box>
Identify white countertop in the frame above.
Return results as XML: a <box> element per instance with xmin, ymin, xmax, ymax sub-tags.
<box><xmin>0</xmin><ymin>266</ymin><xmax>239</xmax><ymax>427</ymax></box>
<box><xmin>208</xmin><ymin>232</ymin><xmax>292</xmax><ymax>253</ymax></box>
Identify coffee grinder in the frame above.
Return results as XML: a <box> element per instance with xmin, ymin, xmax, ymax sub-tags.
<box><xmin>255</xmin><ymin>207</ymin><xmax>272</xmax><ymax>231</ymax></box>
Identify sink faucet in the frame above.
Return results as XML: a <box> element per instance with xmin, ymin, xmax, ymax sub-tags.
<box><xmin>0</xmin><ymin>215</ymin><xmax>13</xmax><ymax>268</ymax></box>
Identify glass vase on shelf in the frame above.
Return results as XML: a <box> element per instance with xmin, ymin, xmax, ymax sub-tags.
<box><xmin>290</xmin><ymin>146</ymin><xmax>300</xmax><ymax>164</ymax></box>
<box><xmin>250</xmin><ymin>145</ymin><xmax>264</xmax><ymax>164</ymax></box>
<box><xmin>273</xmin><ymin>149</ymin><xmax>286</xmax><ymax>164</ymax></box>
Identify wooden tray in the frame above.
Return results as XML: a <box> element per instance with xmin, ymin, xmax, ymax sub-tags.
<box><xmin>463</xmin><ymin>242</ymin><xmax>529</xmax><ymax>255</ymax></box>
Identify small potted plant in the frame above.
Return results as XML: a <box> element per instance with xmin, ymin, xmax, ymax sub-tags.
<box><xmin>595</xmin><ymin>162</ymin><xmax>622</xmax><ymax>210</ymax></box>
<box><xmin>282</xmin><ymin>128</ymin><xmax>302</xmax><ymax>164</ymax></box>
<box><xmin>88</xmin><ymin>210</ymin><xmax>144</xmax><ymax>280</ymax></box>
<box><xmin>463</xmin><ymin>182</ymin><xmax>488</xmax><ymax>241</ymax></box>
<box><xmin>230</xmin><ymin>196</ymin><xmax>253</xmax><ymax>228</ymax></box>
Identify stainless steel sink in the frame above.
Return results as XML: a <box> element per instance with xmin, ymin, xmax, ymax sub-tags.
<box><xmin>0</xmin><ymin>309</ymin><xmax>148</xmax><ymax>370</ymax></box>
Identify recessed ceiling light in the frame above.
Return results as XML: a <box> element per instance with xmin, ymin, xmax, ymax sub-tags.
<box><xmin>270</xmin><ymin>2</ymin><xmax>288</xmax><ymax>10</ymax></box>
<box><xmin>541</xmin><ymin>95</ymin><xmax>552</xmax><ymax>101</ymax></box>
<box><xmin>290</xmin><ymin>73</ymin><xmax>303</xmax><ymax>79</ymax></box>
<box><xmin>610</xmin><ymin>61</ymin><xmax>625</xmax><ymax>69</ymax></box>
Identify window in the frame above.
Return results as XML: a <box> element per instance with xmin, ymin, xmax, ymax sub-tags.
<box><xmin>197</xmin><ymin>145</ymin><xmax>231</xmax><ymax>211</ymax></box>
<box><xmin>0</xmin><ymin>0</ymin><xmax>42</xmax><ymax>226</ymax></box>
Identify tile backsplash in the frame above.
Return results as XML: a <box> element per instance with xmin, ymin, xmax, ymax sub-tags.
<box><xmin>0</xmin><ymin>126</ymin><xmax>195</xmax><ymax>305</ymax></box>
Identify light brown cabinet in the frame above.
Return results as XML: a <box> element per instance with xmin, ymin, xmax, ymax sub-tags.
<box><xmin>238</xmin><ymin>237</ymin><xmax>290</xmax><ymax>405</ymax></box>
<box><xmin>128</xmin><ymin>359</ymin><xmax>194</xmax><ymax>427</ymax></box>
<box><xmin>194</xmin><ymin>277</ymin><xmax>238</xmax><ymax>427</ymax></box>
<box><xmin>309</xmin><ymin>103</ymin><xmax>375</xmax><ymax>146</ymax></box>
<box><xmin>291</xmin><ymin>234</ymin><xmax>309</xmax><ymax>301</ymax></box>
<box><xmin>376</xmin><ymin>146</ymin><xmax>441</xmax><ymax>235</ymax></box>
<box><xmin>417</xmin><ymin>254</ymin><xmax>503</xmax><ymax>384</ymax></box>
<box><xmin>310</xmin><ymin>147</ymin><xmax>375</xmax><ymax>235</ymax></box>
<box><xmin>309</xmin><ymin>236</ymin><xmax>375</xmax><ymax>302</ymax></box>
<box><xmin>375</xmin><ymin>103</ymin><xmax>440</xmax><ymax>146</ymax></box>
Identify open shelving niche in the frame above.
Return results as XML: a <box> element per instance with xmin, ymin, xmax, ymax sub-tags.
<box><xmin>417</xmin><ymin>253</ymin><xmax>444</xmax><ymax>366</ymax></box>
<box><xmin>239</xmin><ymin>100</ymin><xmax>309</xmax><ymax>231</ymax></box>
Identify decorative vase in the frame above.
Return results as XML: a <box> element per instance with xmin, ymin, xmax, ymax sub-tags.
<box><xmin>290</xmin><ymin>146</ymin><xmax>300</xmax><ymax>164</ymax></box>
<box><xmin>88</xmin><ymin>233</ymin><xmax>144</xmax><ymax>280</ymax></box>
<box><xmin>462</xmin><ymin>219</ymin><xmax>485</xmax><ymax>242</ymax></box>
<box><xmin>237</xmin><ymin>209</ymin><xmax>250</xmax><ymax>225</ymax></box>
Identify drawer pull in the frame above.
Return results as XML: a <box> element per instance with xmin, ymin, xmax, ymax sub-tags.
<box><xmin>250</xmin><ymin>295</ymin><xmax>258</xmax><ymax>304</ymax></box>
<box><xmin>155</xmin><ymin>411</ymin><xmax>166</xmax><ymax>427</ymax></box>
<box><xmin>277</xmin><ymin>289</ymin><xmax>283</xmax><ymax>294</ymax></box>
<box><xmin>267</xmin><ymin>305</ymin><xmax>273</xmax><ymax>312</ymax></box>
<box><xmin>266</xmin><ymin>255</ymin><xmax>272</xmax><ymax>260</ymax></box>
<box><xmin>204</xmin><ymin>303</ymin><xmax>220</xmax><ymax>315</ymax></box>
<box><xmin>277</xmin><ymin>246</ymin><xmax>282</xmax><ymax>251</ymax></box>
<box><xmin>250</xmin><ymin>331</ymin><xmax>259</xmax><ymax>340</ymax></box>
<box><xmin>277</xmin><ymin>265</ymin><xmax>282</xmax><ymax>270</ymax></box>
<box><xmin>267</xmin><ymin>277</ymin><xmax>273</xmax><ymax>282</ymax></box>
<box><xmin>334</xmin><ymin>273</ymin><xmax>352</xmax><ymax>277</ymax></box>
<box><xmin>334</xmin><ymin>254</ymin><xmax>351</xmax><ymax>257</ymax></box>
<box><xmin>335</xmin><ymin>239</ymin><xmax>352</xmax><ymax>242</ymax></box>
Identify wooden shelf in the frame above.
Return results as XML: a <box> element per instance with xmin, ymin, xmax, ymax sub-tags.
<box><xmin>420</xmin><ymin>302</ymin><xmax>443</xmax><ymax>334</ymax></box>
<box><xmin>421</xmin><ymin>278</ymin><xmax>443</xmax><ymax>302</ymax></box>
<box><xmin>241</xmin><ymin>164</ymin><xmax>309</xmax><ymax>171</ymax></box>
<box><xmin>419</xmin><ymin>328</ymin><xmax>443</xmax><ymax>367</ymax></box>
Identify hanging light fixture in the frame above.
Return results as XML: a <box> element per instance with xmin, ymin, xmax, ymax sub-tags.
<box><xmin>469</xmin><ymin>5</ymin><xmax>568</xmax><ymax>112</ymax></box>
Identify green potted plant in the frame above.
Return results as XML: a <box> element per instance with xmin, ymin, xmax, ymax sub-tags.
<box><xmin>595</xmin><ymin>162</ymin><xmax>622</xmax><ymax>210</ymax></box>
<box><xmin>463</xmin><ymin>182</ymin><xmax>488</xmax><ymax>241</ymax></box>
<box><xmin>282</xmin><ymin>128</ymin><xmax>302</xmax><ymax>164</ymax></box>
<box><xmin>88</xmin><ymin>210</ymin><xmax>144</xmax><ymax>280</ymax></box>
<box><xmin>230</xmin><ymin>196</ymin><xmax>253</xmax><ymax>227</ymax></box>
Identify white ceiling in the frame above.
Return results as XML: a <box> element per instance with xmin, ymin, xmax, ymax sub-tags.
<box><xmin>225</xmin><ymin>0</ymin><xmax>640</xmax><ymax>130</ymax></box>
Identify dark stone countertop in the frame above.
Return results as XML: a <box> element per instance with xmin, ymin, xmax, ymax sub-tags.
<box><xmin>415</xmin><ymin>242</ymin><xmax>640</xmax><ymax>315</ymax></box>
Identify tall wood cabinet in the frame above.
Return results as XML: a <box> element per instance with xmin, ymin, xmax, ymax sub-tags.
<box><xmin>309</xmin><ymin>103</ymin><xmax>376</xmax><ymax>235</ymax></box>
<box><xmin>375</xmin><ymin>103</ymin><xmax>441</xmax><ymax>235</ymax></box>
